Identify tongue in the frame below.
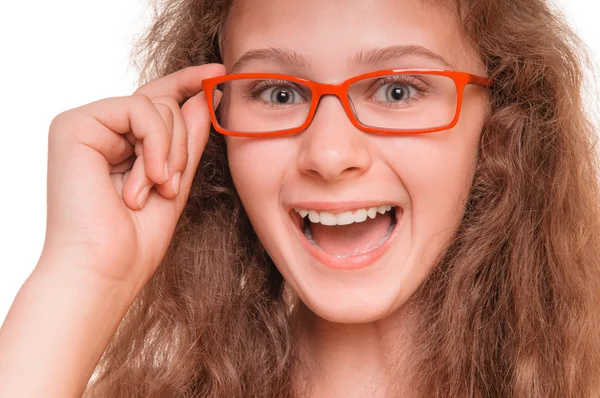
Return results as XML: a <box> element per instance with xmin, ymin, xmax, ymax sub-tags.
<box><xmin>310</xmin><ymin>212</ymin><xmax>392</xmax><ymax>256</ymax></box>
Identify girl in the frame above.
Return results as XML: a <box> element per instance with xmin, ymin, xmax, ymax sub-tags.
<box><xmin>1</xmin><ymin>0</ymin><xmax>599</xmax><ymax>396</ymax></box>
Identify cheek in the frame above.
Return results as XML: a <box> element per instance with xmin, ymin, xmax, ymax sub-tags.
<box><xmin>227</xmin><ymin>137</ymin><xmax>290</xmax><ymax>187</ymax></box>
<box><xmin>381</xmin><ymin>105</ymin><xmax>482</xmax><ymax>261</ymax></box>
<box><xmin>226</xmin><ymin>137</ymin><xmax>293</xmax><ymax>230</ymax></box>
<box><xmin>409</xmin><ymin>138</ymin><xmax>475</xmax><ymax>235</ymax></box>
<box><xmin>399</xmin><ymin>94</ymin><xmax>485</xmax><ymax>206</ymax></box>
<box><xmin>396</xmin><ymin>131</ymin><xmax>477</xmax><ymax>213</ymax></box>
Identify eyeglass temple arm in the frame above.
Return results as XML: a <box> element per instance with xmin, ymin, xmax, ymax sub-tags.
<box><xmin>468</xmin><ymin>74</ymin><xmax>494</xmax><ymax>88</ymax></box>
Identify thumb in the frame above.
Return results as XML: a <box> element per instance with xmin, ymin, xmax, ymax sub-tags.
<box><xmin>179</xmin><ymin>91</ymin><xmax>214</xmax><ymax>199</ymax></box>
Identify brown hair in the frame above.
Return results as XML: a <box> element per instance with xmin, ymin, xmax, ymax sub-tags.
<box><xmin>84</xmin><ymin>0</ymin><xmax>600</xmax><ymax>396</ymax></box>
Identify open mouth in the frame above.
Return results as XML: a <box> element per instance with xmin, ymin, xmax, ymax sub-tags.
<box><xmin>291</xmin><ymin>205</ymin><xmax>401</xmax><ymax>259</ymax></box>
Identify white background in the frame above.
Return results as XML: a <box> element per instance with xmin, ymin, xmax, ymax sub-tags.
<box><xmin>1</xmin><ymin>1</ymin><xmax>599</xmax><ymax>325</ymax></box>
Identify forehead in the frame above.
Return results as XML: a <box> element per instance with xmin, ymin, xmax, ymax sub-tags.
<box><xmin>223</xmin><ymin>0</ymin><xmax>484</xmax><ymax>78</ymax></box>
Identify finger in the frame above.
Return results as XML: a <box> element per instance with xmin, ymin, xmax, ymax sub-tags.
<box><xmin>134</xmin><ymin>64</ymin><xmax>226</xmax><ymax>104</ymax></box>
<box><xmin>52</xmin><ymin>109</ymin><xmax>136</xmax><ymax>166</ymax></box>
<box><xmin>110</xmin><ymin>171</ymin><xmax>125</xmax><ymax>198</ymax></box>
<box><xmin>178</xmin><ymin>91</ymin><xmax>214</xmax><ymax>205</ymax></box>
<box><xmin>81</xmin><ymin>95</ymin><xmax>172</xmax><ymax>185</ymax></box>
<box><xmin>213</xmin><ymin>89</ymin><xmax>224</xmax><ymax>110</ymax></box>
<box><xmin>102</xmin><ymin>134</ymin><xmax>135</xmax><ymax>166</ymax></box>
<box><xmin>109</xmin><ymin>154</ymin><xmax>136</xmax><ymax>174</ymax></box>
<box><xmin>152</xmin><ymin>102</ymin><xmax>174</xmax><ymax>139</ymax></box>
<box><xmin>120</xmin><ymin>100</ymin><xmax>177</xmax><ymax>205</ymax></box>
<box><xmin>124</xmin><ymin>132</ymin><xmax>136</xmax><ymax>146</ymax></box>
<box><xmin>110</xmin><ymin>168</ymin><xmax>132</xmax><ymax>200</ymax></box>
<box><xmin>147</xmin><ymin>101</ymin><xmax>175</xmax><ymax>197</ymax></box>
<box><xmin>122</xmin><ymin>151</ymin><xmax>154</xmax><ymax>210</ymax></box>
<box><xmin>152</xmin><ymin>96</ymin><xmax>188</xmax><ymax>198</ymax></box>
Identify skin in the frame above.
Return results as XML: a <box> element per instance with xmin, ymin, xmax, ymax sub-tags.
<box><xmin>0</xmin><ymin>65</ymin><xmax>227</xmax><ymax>396</ymax></box>
<box><xmin>0</xmin><ymin>1</ymin><xmax>490</xmax><ymax>396</ymax></box>
<box><xmin>223</xmin><ymin>0</ymin><xmax>490</xmax><ymax>395</ymax></box>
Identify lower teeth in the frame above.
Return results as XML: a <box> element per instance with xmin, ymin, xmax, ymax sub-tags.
<box><xmin>303</xmin><ymin>210</ymin><xmax>397</xmax><ymax>259</ymax></box>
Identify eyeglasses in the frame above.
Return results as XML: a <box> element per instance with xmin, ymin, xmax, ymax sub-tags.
<box><xmin>201</xmin><ymin>69</ymin><xmax>493</xmax><ymax>137</ymax></box>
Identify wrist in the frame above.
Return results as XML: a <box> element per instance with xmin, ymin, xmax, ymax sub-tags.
<box><xmin>34</xmin><ymin>248</ymin><xmax>140</xmax><ymax>305</ymax></box>
<box><xmin>0</xmin><ymin>258</ymin><xmax>139</xmax><ymax>397</ymax></box>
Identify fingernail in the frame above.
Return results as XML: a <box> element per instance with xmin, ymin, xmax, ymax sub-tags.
<box><xmin>164</xmin><ymin>162</ymin><xmax>170</xmax><ymax>180</ymax></box>
<box><xmin>137</xmin><ymin>185</ymin><xmax>151</xmax><ymax>208</ymax></box>
<box><xmin>171</xmin><ymin>172</ymin><xmax>181</xmax><ymax>195</ymax></box>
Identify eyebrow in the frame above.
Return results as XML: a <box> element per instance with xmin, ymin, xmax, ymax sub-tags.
<box><xmin>349</xmin><ymin>44</ymin><xmax>454</xmax><ymax>69</ymax></box>
<box><xmin>229</xmin><ymin>47</ymin><xmax>311</xmax><ymax>74</ymax></box>
<box><xmin>229</xmin><ymin>44</ymin><xmax>453</xmax><ymax>74</ymax></box>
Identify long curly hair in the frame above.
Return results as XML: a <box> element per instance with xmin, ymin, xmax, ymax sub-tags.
<box><xmin>84</xmin><ymin>0</ymin><xmax>600</xmax><ymax>396</ymax></box>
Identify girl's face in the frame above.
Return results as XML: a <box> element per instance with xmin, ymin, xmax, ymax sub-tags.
<box><xmin>222</xmin><ymin>0</ymin><xmax>490</xmax><ymax>322</ymax></box>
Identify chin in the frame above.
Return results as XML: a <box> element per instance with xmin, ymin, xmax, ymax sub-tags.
<box><xmin>286</xmin><ymin>253</ymin><xmax>420</xmax><ymax>325</ymax></box>
<box><xmin>301</xmin><ymin>294</ymin><xmax>400</xmax><ymax>324</ymax></box>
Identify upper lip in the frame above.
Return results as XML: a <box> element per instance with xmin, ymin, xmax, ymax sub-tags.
<box><xmin>287</xmin><ymin>201</ymin><xmax>401</xmax><ymax>214</ymax></box>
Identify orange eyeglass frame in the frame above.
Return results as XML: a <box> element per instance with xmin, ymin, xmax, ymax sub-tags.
<box><xmin>201</xmin><ymin>69</ymin><xmax>494</xmax><ymax>137</ymax></box>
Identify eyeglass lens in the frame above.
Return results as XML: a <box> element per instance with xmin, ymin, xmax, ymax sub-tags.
<box><xmin>214</xmin><ymin>74</ymin><xmax>458</xmax><ymax>134</ymax></box>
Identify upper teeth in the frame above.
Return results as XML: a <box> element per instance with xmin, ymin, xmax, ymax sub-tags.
<box><xmin>294</xmin><ymin>205</ymin><xmax>393</xmax><ymax>226</ymax></box>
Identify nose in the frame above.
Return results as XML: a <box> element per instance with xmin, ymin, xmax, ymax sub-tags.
<box><xmin>296</xmin><ymin>95</ymin><xmax>372</xmax><ymax>183</ymax></box>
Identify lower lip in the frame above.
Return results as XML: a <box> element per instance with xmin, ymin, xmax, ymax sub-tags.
<box><xmin>290</xmin><ymin>208</ymin><xmax>403</xmax><ymax>271</ymax></box>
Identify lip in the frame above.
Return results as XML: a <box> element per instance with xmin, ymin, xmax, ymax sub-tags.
<box><xmin>289</xmin><ymin>201</ymin><xmax>398</xmax><ymax>214</ymax></box>
<box><xmin>287</xmin><ymin>202</ymin><xmax>403</xmax><ymax>271</ymax></box>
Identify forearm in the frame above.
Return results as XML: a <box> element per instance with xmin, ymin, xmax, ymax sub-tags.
<box><xmin>0</xmin><ymin>259</ymin><xmax>136</xmax><ymax>397</ymax></box>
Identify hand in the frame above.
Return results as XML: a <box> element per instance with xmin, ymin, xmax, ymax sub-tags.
<box><xmin>39</xmin><ymin>63</ymin><xmax>226</xmax><ymax>295</ymax></box>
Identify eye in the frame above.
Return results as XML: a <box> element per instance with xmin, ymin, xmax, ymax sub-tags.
<box><xmin>373</xmin><ymin>82</ymin><xmax>416</xmax><ymax>103</ymax></box>
<box><xmin>260</xmin><ymin>85</ymin><xmax>304</xmax><ymax>105</ymax></box>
